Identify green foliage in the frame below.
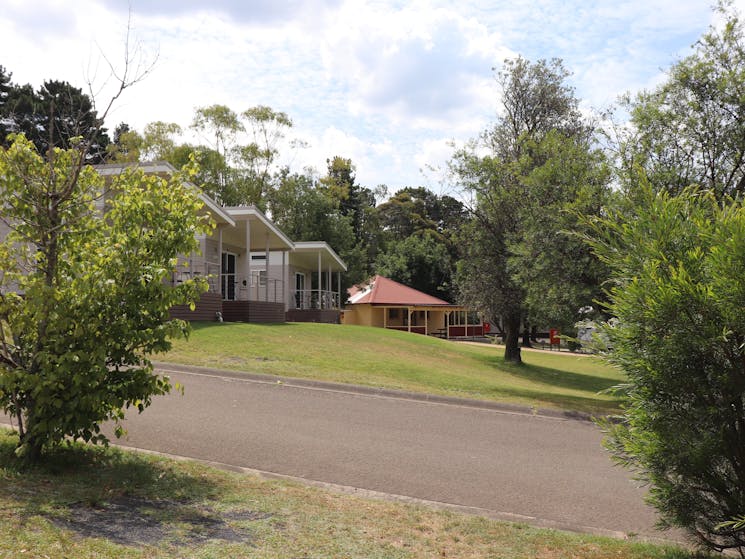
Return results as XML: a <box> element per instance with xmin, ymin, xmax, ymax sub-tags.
<box><xmin>268</xmin><ymin>168</ymin><xmax>356</xmax><ymax>253</ymax></box>
<box><xmin>106</xmin><ymin>122</ymin><xmax>142</xmax><ymax>163</ymax></box>
<box><xmin>510</xmin><ymin>131</ymin><xmax>611</xmax><ymax>331</ymax></box>
<box><xmin>622</xmin><ymin>1</ymin><xmax>745</xmax><ymax>199</ymax></box>
<box><xmin>141</xmin><ymin>121</ymin><xmax>183</xmax><ymax>161</ymax></box>
<box><xmin>451</xmin><ymin>57</ymin><xmax>609</xmax><ymax>362</ymax></box>
<box><xmin>375</xmin><ymin>187</ymin><xmax>466</xmax><ymax>298</ymax></box>
<box><xmin>375</xmin><ymin>233</ymin><xmax>454</xmax><ymax>299</ymax></box>
<box><xmin>0</xmin><ymin>135</ymin><xmax>212</xmax><ymax>460</ymax></box>
<box><xmin>318</xmin><ymin>156</ymin><xmax>380</xmax><ymax>285</ymax></box>
<box><xmin>0</xmin><ymin>74</ymin><xmax>110</xmax><ymax>163</ymax></box>
<box><xmin>587</xmin><ymin>183</ymin><xmax>745</xmax><ymax>552</ymax></box>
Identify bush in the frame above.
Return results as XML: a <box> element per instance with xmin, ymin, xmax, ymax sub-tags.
<box><xmin>0</xmin><ymin>136</ymin><xmax>211</xmax><ymax>460</ymax></box>
<box><xmin>588</xmin><ymin>185</ymin><xmax>745</xmax><ymax>553</ymax></box>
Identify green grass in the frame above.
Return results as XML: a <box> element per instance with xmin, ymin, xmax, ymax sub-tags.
<box><xmin>0</xmin><ymin>428</ymin><xmax>709</xmax><ymax>559</ymax></box>
<box><xmin>162</xmin><ymin>322</ymin><xmax>626</xmax><ymax>415</ymax></box>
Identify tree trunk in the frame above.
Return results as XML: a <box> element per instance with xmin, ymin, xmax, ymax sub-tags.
<box><xmin>504</xmin><ymin>313</ymin><xmax>522</xmax><ymax>364</ymax></box>
<box><xmin>18</xmin><ymin>429</ymin><xmax>43</xmax><ymax>463</ymax></box>
<box><xmin>521</xmin><ymin>324</ymin><xmax>532</xmax><ymax>348</ymax></box>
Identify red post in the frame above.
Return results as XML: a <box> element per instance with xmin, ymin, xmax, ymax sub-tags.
<box><xmin>549</xmin><ymin>328</ymin><xmax>560</xmax><ymax>350</ymax></box>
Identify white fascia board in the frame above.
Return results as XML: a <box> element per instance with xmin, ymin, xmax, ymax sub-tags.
<box><xmin>225</xmin><ymin>206</ymin><xmax>295</xmax><ymax>250</ymax></box>
<box><xmin>293</xmin><ymin>241</ymin><xmax>348</xmax><ymax>271</ymax></box>
<box><xmin>93</xmin><ymin>161</ymin><xmax>235</xmax><ymax>226</ymax></box>
<box><xmin>198</xmin><ymin>193</ymin><xmax>235</xmax><ymax>226</ymax></box>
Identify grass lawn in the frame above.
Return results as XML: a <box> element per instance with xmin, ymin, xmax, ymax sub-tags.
<box><xmin>163</xmin><ymin>322</ymin><xmax>626</xmax><ymax>415</ymax></box>
<box><xmin>0</xmin><ymin>429</ymin><xmax>708</xmax><ymax>559</ymax></box>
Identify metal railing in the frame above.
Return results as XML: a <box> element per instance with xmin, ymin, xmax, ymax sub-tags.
<box><xmin>290</xmin><ymin>289</ymin><xmax>341</xmax><ymax>310</ymax></box>
<box><xmin>172</xmin><ymin>261</ymin><xmax>220</xmax><ymax>293</ymax></box>
<box><xmin>225</xmin><ymin>274</ymin><xmax>282</xmax><ymax>303</ymax></box>
<box><xmin>172</xmin><ymin>263</ymin><xmax>282</xmax><ymax>303</ymax></box>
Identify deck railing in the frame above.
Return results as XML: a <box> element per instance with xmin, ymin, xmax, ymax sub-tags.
<box><xmin>220</xmin><ymin>274</ymin><xmax>282</xmax><ymax>303</ymax></box>
<box><xmin>172</xmin><ymin>261</ymin><xmax>220</xmax><ymax>293</ymax></box>
<box><xmin>291</xmin><ymin>289</ymin><xmax>341</xmax><ymax>310</ymax></box>
<box><xmin>173</xmin><ymin>264</ymin><xmax>283</xmax><ymax>303</ymax></box>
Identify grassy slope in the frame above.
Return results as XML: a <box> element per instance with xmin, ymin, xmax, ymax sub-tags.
<box><xmin>163</xmin><ymin>322</ymin><xmax>625</xmax><ymax>415</ymax></box>
<box><xmin>0</xmin><ymin>429</ymin><xmax>706</xmax><ymax>559</ymax></box>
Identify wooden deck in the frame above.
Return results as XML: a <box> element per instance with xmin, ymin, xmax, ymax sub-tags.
<box><xmin>222</xmin><ymin>300</ymin><xmax>285</xmax><ymax>323</ymax></box>
<box><xmin>170</xmin><ymin>293</ymin><xmax>285</xmax><ymax>323</ymax></box>
<box><xmin>285</xmin><ymin>309</ymin><xmax>341</xmax><ymax>324</ymax></box>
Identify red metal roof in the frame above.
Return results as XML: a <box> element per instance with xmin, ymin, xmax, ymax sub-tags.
<box><xmin>347</xmin><ymin>275</ymin><xmax>452</xmax><ymax>306</ymax></box>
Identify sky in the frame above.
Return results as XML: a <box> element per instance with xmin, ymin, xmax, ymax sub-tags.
<box><xmin>0</xmin><ymin>0</ymin><xmax>736</xmax><ymax>195</ymax></box>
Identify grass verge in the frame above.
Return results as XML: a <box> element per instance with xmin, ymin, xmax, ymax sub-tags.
<box><xmin>163</xmin><ymin>322</ymin><xmax>625</xmax><ymax>415</ymax></box>
<box><xmin>0</xmin><ymin>428</ymin><xmax>709</xmax><ymax>559</ymax></box>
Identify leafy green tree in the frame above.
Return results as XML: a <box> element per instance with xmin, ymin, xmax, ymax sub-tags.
<box><xmin>510</xmin><ymin>131</ymin><xmax>611</xmax><ymax>332</ymax></box>
<box><xmin>0</xmin><ymin>65</ymin><xmax>13</xmax><ymax>141</ymax></box>
<box><xmin>321</xmin><ymin>157</ymin><xmax>374</xmax><ymax>242</ymax></box>
<box><xmin>141</xmin><ymin>121</ymin><xmax>183</xmax><ymax>161</ymax></box>
<box><xmin>375</xmin><ymin>233</ymin><xmax>453</xmax><ymax>299</ymax></box>
<box><xmin>268</xmin><ymin>168</ymin><xmax>355</xmax><ymax>252</ymax></box>
<box><xmin>233</xmin><ymin>105</ymin><xmax>293</xmax><ymax>206</ymax></box>
<box><xmin>191</xmin><ymin>104</ymin><xmax>242</xmax><ymax>160</ymax></box>
<box><xmin>190</xmin><ymin>105</ymin><xmax>242</xmax><ymax>203</ymax></box>
<box><xmin>0</xmin><ymin>135</ymin><xmax>211</xmax><ymax>461</ymax></box>
<box><xmin>106</xmin><ymin>122</ymin><xmax>142</xmax><ymax>162</ymax></box>
<box><xmin>319</xmin><ymin>157</ymin><xmax>379</xmax><ymax>284</ymax></box>
<box><xmin>451</xmin><ymin>57</ymin><xmax>606</xmax><ymax>363</ymax></box>
<box><xmin>375</xmin><ymin>187</ymin><xmax>466</xmax><ymax>300</ymax></box>
<box><xmin>587</xmin><ymin>183</ymin><xmax>745</xmax><ymax>553</ymax></box>
<box><xmin>621</xmin><ymin>1</ymin><xmax>745</xmax><ymax>199</ymax></box>
<box><xmin>0</xmin><ymin>77</ymin><xmax>110</xmax><ymax>163</ymax></box>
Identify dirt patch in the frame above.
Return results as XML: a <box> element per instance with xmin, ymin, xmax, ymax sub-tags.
<box><xmin>48</xmin><ymin>495</ymin><xmax>271</xmax><ymax>547</ymax></box>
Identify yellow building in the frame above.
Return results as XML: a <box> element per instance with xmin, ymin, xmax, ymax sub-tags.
<box><xmin>343</xmin><ymin>276</ymin><xmax>487</xmax><ymax>338</ymax></box>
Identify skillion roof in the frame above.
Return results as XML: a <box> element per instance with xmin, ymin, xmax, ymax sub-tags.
<box><xmin>347</xmin><ymin>275</ymin><xmax>452</xmax><ymax>306</ymax></box>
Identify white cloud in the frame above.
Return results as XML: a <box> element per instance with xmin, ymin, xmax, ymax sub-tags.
<box><xmin>0</xmin><ymin>0</ymin><xmax>726</xmax><ymax>195</ymax></box>
<box><xmin>319</xmin><ymin>2</ymin><xmax>509</xmax><ymax>129</ymax></box>
<box><xmin>99</xmin><ymin>0</ymin><xmax>343</xmax><ymax>26</ymax></box>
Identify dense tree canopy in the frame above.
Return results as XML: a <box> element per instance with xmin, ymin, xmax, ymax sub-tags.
<box><xmin>0</xmin><ymin>136</ymin><xmax>211</xmax><ymax>460</ymax></box>
<box><xmin>451</xmin><ymin>57</ymin><xmax>609</xmax><ymax>363</ymax></box>
<box><xmin>588</xmin><ymin>184</ymin><xmax>745</xmax><ymax>553</ymax></box>
<box><xmin>0</xmin><ymin>71</ymin><xmax>109</xmax><ymax>162</ymax></box>
<box><xmin>375</xmin><ymin>187</ymin><xmax>466</xmax><ymax>300</ymax></box>
<box><xmin>621</xmin><ymin>1</ymin><xmax>745</xmax><ymax>200</ymax></box>
<box><xmin>588</xmin><ymin>5</ymin><xmax>745</xmax><ymax>551</ymax></box>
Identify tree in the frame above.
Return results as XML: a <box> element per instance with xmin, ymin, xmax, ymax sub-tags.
<box><xmin>0</xmin><ymin>66</ymin><xmax>13</xmax><ymax>141</ymax></box>
<box><xmin>140</xmin><ymin>104</ymin><xmax>297</xmax><ymax>208</ymax></box>
<box><xmin>0</xmin><ymin>77</ymin><xmax>110</xmax><ymax>163</ymax></box>
<box><xmin>586</xmin><ymin>183</ymin><xmax>745</xmax><ymax>553</ymax></box>
<box><xmin>375</xmin><ymin>233</ymin><xmax>453</xmax><ymax>299</ymax></box>
<box><xmin>233</xmin><ymin>105</ymin><xmax>293</xmax><ymax>206</ymax></box>
<box><xmin>268</xmin><ymin>168</ymin><xmax>355</xmax><ymax>252</ymax></box>
<box><xmin>141</xmin><ymin>121</ymin><xmax>182</xmax><ymax>161</ymax></box>
<box><xmin>621</xmin><ymin>1</ymin><xmax>745</xmax><ymax>200</ymax></box>
<box><xmin>320</xmin><ymin>157</ymin><xmax>379</xmax><ymax>285</ymax></box>
<box><xmin>321</xmin><ymin>157</ymin><xmax>372</xmax><ymax>242</ymax></box>
<box><xmin>106</xmin><ymin>122</ymin><xmax>142</xmax><ymax>162</ymax></box>
<box><xmin>451</xmin><ymin>57</ymin><xmax>606</xmax><ymax>363</ymax></box>
<box><xmin>509</xmin><ymin>131</ymin><xmax>611</xmax><ymax>332</ymax></box>
<box><xmin>0</xmin><ymin>135</ymin><xmax>211</xmax><ymax>461</ymax></box>
<box><xmin>375</xmin><ymin>187</ymin><xmax>466</xmax><ymax>300</ymax></box>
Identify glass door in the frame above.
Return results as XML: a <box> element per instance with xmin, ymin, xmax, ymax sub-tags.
<box><xmin>295</xmin><ymin>273</ymin><xmax>305</xmax><ymax>308</ymax></box>
<box><xmin>221</xmin><ymin>253</ymin><xmax>236</xmax><ymax>300</ymax></box>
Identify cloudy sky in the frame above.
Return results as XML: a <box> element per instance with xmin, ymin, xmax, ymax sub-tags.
<box><xmin>0</xmin><ymin>0</ymin><xmax>734</xmax><ymax>193</ymax></box>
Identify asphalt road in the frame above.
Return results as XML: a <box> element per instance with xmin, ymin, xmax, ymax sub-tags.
<box><xmin>2</xmin><ymin>364</ymin><xmax>672</xmax><ymax>541</ymax></box>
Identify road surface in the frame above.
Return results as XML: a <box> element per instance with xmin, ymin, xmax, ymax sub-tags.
<box><xmin>2</xmin><ymin>364</ymin><xmax>674</xmax><ymax>541</ymax></box>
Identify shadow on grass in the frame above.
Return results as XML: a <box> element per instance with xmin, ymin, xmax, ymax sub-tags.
<box><xmin>0</xmin><ymin>429</ymin><xmax>270</xmax><ymax>548</ymax></box>
<box><xmin>473</xmin><ymin>352</ymin><xmax>624</xmax><ymax>394</ymax></box>
<box><xmin>482</xmin><ymin>384</ymin><xmax>623</xmax><ymax>416</ymax></box>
